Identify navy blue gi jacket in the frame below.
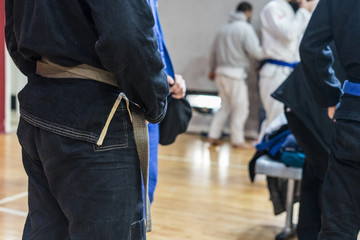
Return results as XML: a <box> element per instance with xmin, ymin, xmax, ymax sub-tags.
<box><xmin>5</xmin><ymin>0</ymin><xmax>169</xmax><ymax>124</ymax></box>
<box><xmin>300</xmin><ymin>0</ymin><xmax>360</xmax><ymax>107</ymax></box>
<box><xmin>300</xmin><ymin>0</ymin><xmax>360</xmax><ymax>122</ymax></box>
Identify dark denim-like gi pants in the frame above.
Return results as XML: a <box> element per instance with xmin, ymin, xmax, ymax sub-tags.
<box><xmin>285</xmin><ymin>110</ymin><xmax>329</xmax><ymax>240</ymax></box>
<box><xmin>17</xmin><ymin>106</ymin><xmax>146</xmax><ymax>239</ymax></box>
<box><xmin>319</xmin><ymin>95</ymin><xmax>360</xmax><ymax>240</ymax></box>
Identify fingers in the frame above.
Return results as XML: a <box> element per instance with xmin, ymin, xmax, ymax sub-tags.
<box><xmin>169</xmin><ymin>74</ymin><xmax>186</xmax><ymax>99</ymax></box>
<box><xmin>208</xmin><ymin>72</ymin><xmax>216</xmax><ymax>81</ymax></box>
<box><xmin>167</xmin><ymin>75</ymin><xmax>175</xmax><ymax>86</ymax></box>
<box><xmin>328</xmin><ymin>106</ymin><xmax>336</xmax><ymax>121</ymax></box>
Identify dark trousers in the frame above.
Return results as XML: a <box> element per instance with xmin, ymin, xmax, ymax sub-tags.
<box><xmin>297</xmin><ymin>163</ymin><xmax>323</xmax><ymax>240</ymax></box>
<box><xmin>17</xmin><ymin>118</ymin><xmax>146</xmax><ymax>240</ymax></box>
<box><xmin>318</xmin><ymin>119</ymin><xmax>360</xmax><ymax>240</ymax></box>
<box><xmin>285</xmin><ymin>111</ymin><xmax>329</xmax><ymax>240</ymax></box>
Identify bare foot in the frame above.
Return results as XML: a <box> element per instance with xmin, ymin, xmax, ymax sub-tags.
<box><xmin>207</xmin><ymin>138</ymin><xmax>221</xmax><ymax>146</ymax></box>
<box><xmin>232</xmin><ymin>142</ymin><xmax>253</xmax><ymax>149</ymax></box>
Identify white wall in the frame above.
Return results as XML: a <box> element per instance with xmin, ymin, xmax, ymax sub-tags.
<box><xmin>5</xmin><ymin>1</ymin><xmax>270</xmax><ymax>134</ymax></box>
<box><xmin>5</xmin><ymin>51</ymin><xmax>27</xmax><ymax>132</ymax></box>
<box><xmin>158</xmin><ymin>0</ymin><xmax>268</xmax><ymax>92</ymax></box>
<box><xmin>158</xmin><ymin>0</ymin><xmax>269</xmax><ymax>136</ymax></box>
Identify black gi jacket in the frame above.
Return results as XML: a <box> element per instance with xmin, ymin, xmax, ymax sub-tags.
<box><xmin>300</xmin><ymin>0</ymin><xmax>360</xmax><ymax>122</ymax></box>
<box><xmin>5</xmin><ymin>0</ymin><xmax>169</xmax><ymax>123</ymax></box>
<box><xmin>273</xmin><ymin>44</ymin><xmax>346</xmax><ymax>156</ymax></box>
<box><xmin>300</xmin><ymin>0</ymin><xmax>359</xmax><ymax>105</ymax></box>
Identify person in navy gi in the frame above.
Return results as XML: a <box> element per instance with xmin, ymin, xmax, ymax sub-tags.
<box><xmin>300</xmin><ymin>0</ymin><xmax>360</xmax><ymax>239</ymax></box>
<box><xmin>5</xmin><ymin>0</ymin><xmax>170</xmax><ymax>239</ymax></box>
<box><xmin>273</xmin><ymin>46</ymin><xmax>346</xmax><ymax>239</ymax></box>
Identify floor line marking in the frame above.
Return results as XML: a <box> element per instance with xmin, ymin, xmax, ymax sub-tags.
<box><xmin>158</xmin><ymin>155</ymin><xmax>247</xmax><ymax>170</ymax></box>
<box><xmin>0</xmin><ymin>192</ymin><xmax>28</xmax><ymax>205</ymax></box>
<box><xmin>0</xmin><ymin>207</ymin><xmax>27</xmax><ymax>217</ymax></box>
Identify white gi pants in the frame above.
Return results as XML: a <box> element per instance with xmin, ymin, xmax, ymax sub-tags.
<box><xmin>258</xmin><ymin>64</ymin><xmax>293</xmax><ymax>140</ymax></box>
<box><xmin>208</xmin><ymin>74</ymin><xmax>249</xmax><ymax>145</ymax></box>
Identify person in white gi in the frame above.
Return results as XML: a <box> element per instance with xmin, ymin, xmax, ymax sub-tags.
<box><xmin>207</xmin><ymin>2</ymin><xmax>263</xmax><ymax>148</ymax></box>
<box><xmin>258</xmin><ymin>0</ymin><xmax>317</xmax><ymax>140</ymax></box>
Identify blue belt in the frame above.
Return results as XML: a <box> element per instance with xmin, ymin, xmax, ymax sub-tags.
<box><xmin>265</xmin><ymin>59</ymin><xmax>299</xmax><ymax>69</ymax></box>
<box><xmin>342</xmin><ymin>80</ymin><xmax>360</xmax><ymax>96</ymax></box>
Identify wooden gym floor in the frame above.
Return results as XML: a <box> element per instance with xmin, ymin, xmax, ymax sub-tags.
<box><xmin>1</xmin><ymin>132</ymin><xmax>357</xmax><ymax>240</ymax></box>
<box><xmin>0</xmin><ymin>132</ymin><xmax>289</xmax><ymax>240</ymax></box>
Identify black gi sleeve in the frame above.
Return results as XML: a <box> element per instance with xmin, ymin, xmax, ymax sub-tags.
<box><xmin>5</xmin><ymin>0</ymin><xmax>36</xmax><ymax>76</ymax></box>
<box><xmin>299</xmin><ymin>0</ymin><xmax>342</xmax><ymax>108</ymax></box>
<box><xmin>86</xmin><ymin>0</ymin><xmax>169</xmax><ymax>123</ymax></box>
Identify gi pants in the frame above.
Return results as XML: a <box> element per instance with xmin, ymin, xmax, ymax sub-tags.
<box><xmin>18</xmin><ymin>109</ymin><xmax>146</xmax><ymax>240</ymax></box>
<box><xmin>259</xmin><ymin>64</ymin><xmax>293</xmax><ymax>139</ymax></box>
<box><xmin>285</xmin><ymin>110</ymin><xmax>329</xmax><ymax>240</ymax></box>
<box><xmin>319</xmin><ymin>95</ymin><xmax>360</xmax><ymax>240</ymax></box>
<box><xmin>208</xmin><ymin>74</ymin><xmax>249</xmax><ymax>145</ymax></box>
<box><xmin>148</xmin><ymin>123</ymin><xmax>159</xmax><ymax>203</ymax></box>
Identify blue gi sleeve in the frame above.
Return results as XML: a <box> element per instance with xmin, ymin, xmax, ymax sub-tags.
<box><xmin>86</xmin><ymin>0</ymin><xmax>170</xmax><ymax>123</ymax></box>
<box><xmin>300</xmin><ymin>0</ymin><xmax>342</xmax><ymax>108</ymax></box>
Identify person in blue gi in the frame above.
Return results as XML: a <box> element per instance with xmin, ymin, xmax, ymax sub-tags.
<box><xmin>5</xmin><ymin>0</ymin><xmax>170</xmax><ymax>239</ymax></box>
<box><xmin>147</xmin><ymin>0</ymin><xmax>187</xmax><ymax>203</ymax></box>
<box><xmin>300</xmin><ymin>0</ymin><xmax>360</xmax><ymax>239</ymax></box>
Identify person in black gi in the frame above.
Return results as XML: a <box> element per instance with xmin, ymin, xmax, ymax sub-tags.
<box><xmin>300</xmin><ymin>0</ymin><xmax>360</xmax><ymax>239</ymax></box>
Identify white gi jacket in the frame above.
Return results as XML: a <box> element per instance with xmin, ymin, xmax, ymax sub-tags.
<box><xmin>261</xmin><ymin>0</ymin><xmax>311</xmax><ymax>62</ymax></box>
<box><xmin>258</xmin><ymin>0</ymin><xmax>312</xmax><ymax>140</ymax></box>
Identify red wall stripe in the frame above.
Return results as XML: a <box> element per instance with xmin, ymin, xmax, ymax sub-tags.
<box><xmin>0</xmin><ymin>0</ymin><xmax>5</xmax><ymax>132</ymax></box>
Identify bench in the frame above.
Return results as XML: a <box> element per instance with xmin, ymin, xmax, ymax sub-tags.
<box><xmin>255</xmin><ymin>154</ymin><xmax>303</xmax><ymax>240</ymax></box>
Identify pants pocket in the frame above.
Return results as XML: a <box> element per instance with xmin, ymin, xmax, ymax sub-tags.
<box><xmin>93</xmin><ymin>106</ymin><xmax>129</xmax><ymax>152</ymax></box>
<box><xmin>331</xmin><ymin>119</ymin><xmax>360</xmax><ymax>162</ymax></box>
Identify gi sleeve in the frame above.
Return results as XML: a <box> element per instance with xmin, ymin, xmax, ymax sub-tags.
<box><xmin>243</xmin><ymin>25</ymin><xmax>263</xmax><ymax>60</ymax></box>
<box><xmin>262</xmin><ymin>4</ymin><xmax>311</xmax><ymax>42</ymax></box>
<box><xmin>300</xmin><ymin>0</ymin><xmax>342</xmax><ymax>108</ymax></box>
<box><xmin>209</xmin><ymin>37</ymin><xmax>218</xmax><ymax>72</ymax></box>
<box><xmin>86</xmin><ymin>0</ymin><xmax>169</xmax><ymax>123</ymax></box>
<box><xmin>5</xmin><ymin>0</ymin><xmax>36</xmax><ymax>76</ymax></box>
